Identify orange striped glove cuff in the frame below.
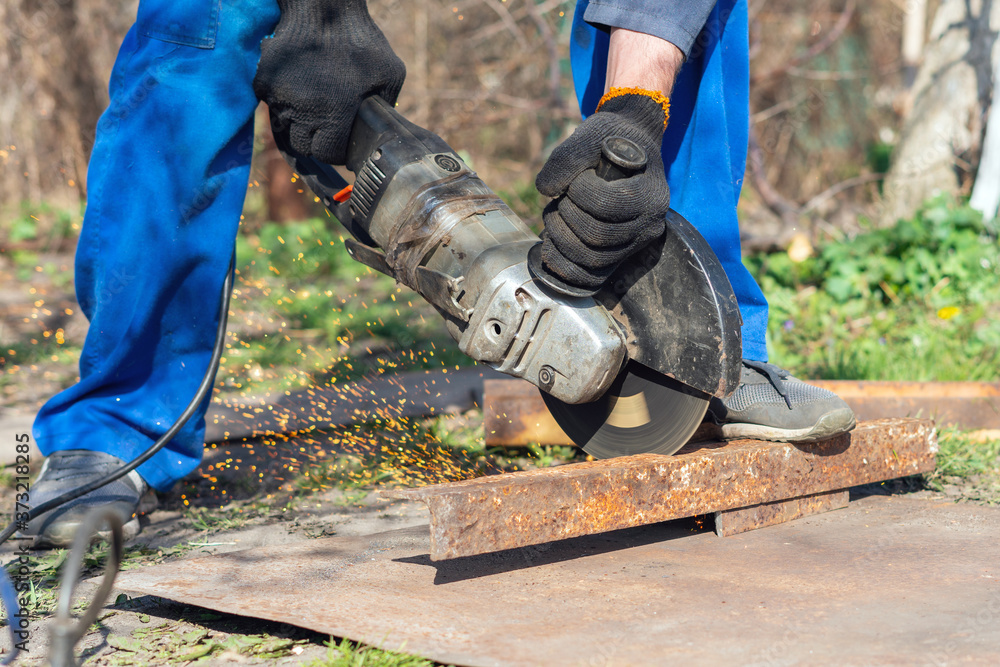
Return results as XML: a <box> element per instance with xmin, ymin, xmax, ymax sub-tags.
<box><xmin>596</xmin><ymin>87</ymin><xmax>670</xmax><ymax>129</ymax></box>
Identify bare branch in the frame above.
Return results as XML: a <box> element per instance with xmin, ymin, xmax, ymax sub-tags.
<box><xmin>479</xmin><ymin>0</ymin><xmax>528</xmax><ymax>50</ymax></box>
<box><xmin>801</xmin><ymin>173</ymin><xmax>884</xmax><ymax>214</ymax></box>
<box><xmin>751</xmin><ymin>0</ymin><xmax>856</xmax><ymax>84</ymax></box>
<box><xmin>524</xmin><ymin>0</ymin><xmax>564</xmax><ymax>114</ymax></box>
<box><xmin>468</xmin><ymin>0</ymin><xmax>569</xmax><ymax>44</ymax></box>
<box><xmin>747</xmin><ymin>123</ymin><xmax>801</xmax><ymax>231</ymax></box>
<box><xmin>751</xmin><ymin>92</ymin><xmax>809</xmax><ymax>124</ymax></box>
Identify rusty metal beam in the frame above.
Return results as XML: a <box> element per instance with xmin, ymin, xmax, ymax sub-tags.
<box><xmin>384</xmin><ymin>418</ymin><xmax>936</xmax><ymax>560</ymax></box>
<box><xmin>713</xmin><ymin>489</ymin><xmax>849</xmax><ymax>537</ymax></box>
<box><xmin>484</xmin><ymin>378</ymin><xmax>1000</xmax><ymax>445</ymax></box>
<box><xmin>811</xmin><ymin>380</ymin><xmax>1000</xmax><ymax>427</ymax></box>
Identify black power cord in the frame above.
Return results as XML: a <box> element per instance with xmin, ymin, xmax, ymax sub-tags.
<box><xmin>0</xmin><ymin>253</ymin><xmax>236</xmax><ymax>547</ymax></box>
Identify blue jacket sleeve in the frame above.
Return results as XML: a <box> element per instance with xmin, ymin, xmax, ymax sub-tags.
<box><xmin>581</xmin><ymin>0</ymin><xmax>718</xmax><ymax>57</ymax></box>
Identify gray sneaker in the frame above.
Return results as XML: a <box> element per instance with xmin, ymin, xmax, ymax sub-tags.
<box><xmin>706</xmin><ymin>360</ymin><xmax>856</xmax><ymax>442</ymax></box>
<box><xmin>20</xmin><ymin>451</ymin><xmax>157</xmax><ymax>548</ymax></box>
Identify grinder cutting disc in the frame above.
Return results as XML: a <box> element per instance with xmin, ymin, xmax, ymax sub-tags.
<box><xmin>541</xmin><ymin>360</ymin><xmax>710</xmax><ymax>459</ymax></box>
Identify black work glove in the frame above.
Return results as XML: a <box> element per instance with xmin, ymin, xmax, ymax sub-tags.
<box><xmin>253</xmin><ymin>0</ymin><xmax>406</xmax><ymax>165</ymax></box>
<box><xmin>535</xmin><ymin>91</ymin><xmax>671</xmax><ymax>290</ymax></box>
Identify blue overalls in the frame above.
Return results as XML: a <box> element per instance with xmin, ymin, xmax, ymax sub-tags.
<box><xmin>34</xmin><ymin>0</ymin><xmax>767</xmax><ymax>491</ymax></box>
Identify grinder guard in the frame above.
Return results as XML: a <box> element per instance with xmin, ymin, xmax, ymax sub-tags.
<box><xmin>596</xmin><ymin>210</ymin><xmax>743</xmax><ymax>398</ymax></box>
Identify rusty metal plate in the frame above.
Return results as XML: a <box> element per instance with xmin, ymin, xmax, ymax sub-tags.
<box><xmin>113</xmin><ymin>496</ymin><xmax>1000</xmax><ymax>667</ymax></box>
<box><xmin>484</xmin><ymin>379</ymin><xmax>1000</xmax><ymax>446</ymax></box>
<box><xmin>713</xmin><ymin>489</ymin><xmax>850</xmax><ymax>537</ymax></box>
<box><xmin>385</xmin><ymin>418</ymin><xmax>936</xmax><ymax>560</ymax></box>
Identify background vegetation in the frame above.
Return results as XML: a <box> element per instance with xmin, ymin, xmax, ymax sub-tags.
<box><xmin>4</xmin><ymin>0</ymin><xmax>986</xmax><ymax>236</ymax></box>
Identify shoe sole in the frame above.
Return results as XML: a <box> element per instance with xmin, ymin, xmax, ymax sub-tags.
<box><xmin>715</xmin><ymin>408</ymin><xmax>857</xmax><ymax>443</ymax></box>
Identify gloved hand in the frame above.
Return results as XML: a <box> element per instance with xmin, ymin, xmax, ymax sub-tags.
<box><xmin>253</xmin><ymin>0</ymin><xmax>406</xmax><ymax>165</ymax></box>
<box><xmin>535</xmin><ymin>89</ymin><xmax>671</xmax><ymax>290</ymax></box>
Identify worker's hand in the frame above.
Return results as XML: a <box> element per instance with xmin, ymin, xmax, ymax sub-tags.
<box><xmin>254</xmin><ymin>0</ymin><xmax>406</xmax><ymax>165</ymax></box>
<box><xmin>536</xmin><ymin>90</ymin><xmax>671</xmax><ymax>290</ymax></box>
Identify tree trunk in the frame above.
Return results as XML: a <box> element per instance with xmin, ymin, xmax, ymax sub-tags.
<box><xmin>880</xmin><ymin>0</ymin><xmax>1000</xmax><ymax>225</ymax></box>
<box><xmin>901</xmin><ymin>0</ymin><xmax>928</xmax><ymax>86</ymax></box>
<box><xmin>260</xmin><ymin>107</ymin><xmax>312</xmax><ymax>224</ymax></box>
<box><xmin>0</xmin><ymin>0</ymin><xmax>135</xmax><ymax>209</ymax></box>
<box><xmin>970</xmin><ymin>61</ymin><xmax>1000</xmax><ymax>220</ymax></box>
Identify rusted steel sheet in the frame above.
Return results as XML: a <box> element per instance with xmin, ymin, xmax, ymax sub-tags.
<box><xmin>713</xmin><ymin>489</ymin><xmax>849</xmax><ymax>537</ymax></box>
<box><xmin>113</xmin><ymin>497</ymin><xmax>1000</xmax><ymax>667</ymax></box>
<box><xmin>384</xmin><ymin>418</ymin><xmax>936</xmax><ymax>560</ymax></box>
<box><xmin>484</xmin><ymin>379</ymin><xmax>1000</xmax><ymax>445</ymax></box>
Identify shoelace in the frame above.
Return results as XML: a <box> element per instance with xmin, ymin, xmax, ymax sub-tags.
<box><xmin>743</xmin><ymin>359</ymin><xmax>793</xmax><ymax>409</ymax></box>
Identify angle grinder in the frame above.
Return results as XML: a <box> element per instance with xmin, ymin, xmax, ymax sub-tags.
<box><xmin>282</xmin><ymin>96</ymin><xmax>742</xmax><ymax>458</ymax></box>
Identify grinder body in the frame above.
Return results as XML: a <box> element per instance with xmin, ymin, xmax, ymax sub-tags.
<box><xmin>285</xmin><ymin>97</ymin><xmax>743</xmax><ymax>455</ymax></box>
<box><xmin>294</xmin><ymin>97</ymin><xmax>628</xmax><ymax>404</ymax></box>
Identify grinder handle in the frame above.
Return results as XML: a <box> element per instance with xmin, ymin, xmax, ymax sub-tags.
<box><xmin>595</xmin><ymin>136</ymin><xmax>647</xmax><ymax>182</ymax></box>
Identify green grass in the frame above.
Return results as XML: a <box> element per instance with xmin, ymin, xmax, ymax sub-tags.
<box><xmin>295</xmin><ymin>456</ymin><xmax>391</xmax><ymax>495</ymax></box>
<box><xmin>925</xmin><ymin>428</ymin><xmax>1000</xmax><ymax>503</ymax></box>
<box><xmin>102</xmin><ymin>619</ymin><xmax>310</xmax><ymax>665</ymax></box>
<box><xmin>525</xmin><ymin>443</ymin><xmax>580</xmax><ymax>468</ymax></box>
<box><xmin>307</xmin><ymin>639</ymin><xmax>444</xmax><ymax>667</ymax></box>
<box><xmin>496</xmin><ymin>179</ymin><xmax>545</xmax><ymax>228</ymax></box>
<box><xmin>933</xmin><ymin>428</ymin><xmax>1000</xmax><ymax>479</ymax></box>
<box><xmin>0</xmin><ymin>201</ymin><xmax>82</xmax><ymax>249</ymax></box>
<box><xmin>0</xmin><ymin>339</ymin><xmax>81</xmax><ymax>371</ymax></box>
<box><xmin>744</xmin><ymin>196</ymin><xmax>1000</xmax><ymax>503</ymax></box>
<box><xmin>183</xmin><ymin>505</ymin><xmax>258</xmax><ymax>533</ymax></box>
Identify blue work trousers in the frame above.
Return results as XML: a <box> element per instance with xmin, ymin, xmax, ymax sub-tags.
<box><xmin>571</xmin><ymin>0</ymin><xmax>768</xmax><ymax>362</ymax></box>
<box><xmin>33</xmin><ymin>0</ymin><xmax>281</xmax><ymax>491</ymax></box>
